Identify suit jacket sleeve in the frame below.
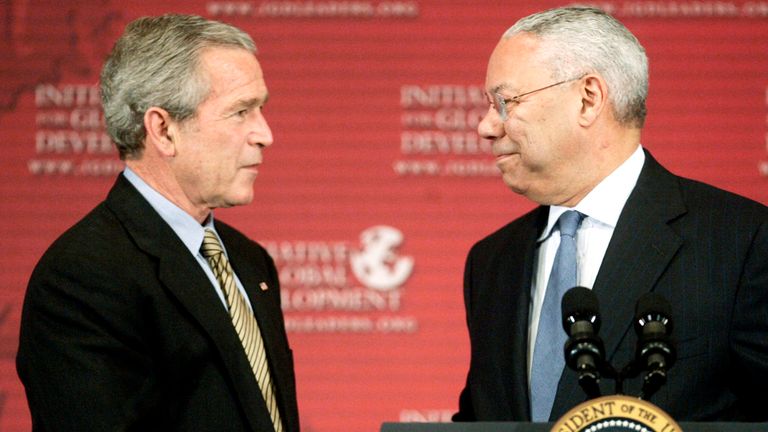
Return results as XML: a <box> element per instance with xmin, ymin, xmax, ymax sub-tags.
<box><xmin>17</xmin><ymin>214</ymin><xmax>165</xmax><ymax>431</ymax></box>
<box><xmin>453</xmin><ymin>246</ymin><xmax>479</xmax><ymax>421</ymax></box>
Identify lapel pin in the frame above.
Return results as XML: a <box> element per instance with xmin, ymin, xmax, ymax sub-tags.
<box><xmin>259</xmin><ymin>282</ymin><xmax>269</xmax><ymax>291</ymax></box>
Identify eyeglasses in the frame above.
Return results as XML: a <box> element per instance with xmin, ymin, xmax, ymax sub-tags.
<box><xmin>491</xmin><ymin>76</ymin><xmax>584</xmax><ymax>121</ymax></box>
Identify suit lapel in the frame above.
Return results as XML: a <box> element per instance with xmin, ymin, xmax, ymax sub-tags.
<box><xmin>487</xmin><ymin>207</ymin><xmax>547</xmax><ymax>420</ymax></box>
<box><xmin>105</xmin><ymin>175</ymin><xmax>274</xmax><ymax>431</ymax></box>
<box><xmin>155</xmin><ymin>251</ymin><xmax>276</xmax><ymax>431</ymax></box>
<box><xmin>513</xmin><ymin>208</ymin><xmax>549</xmax><ymax>419</ymax></box>
<box><xmin>552</xmin><ymin>151</ymin><xmax>687</xmax><ymax>417</ymax></box>
<box><xmin>593</xmin><ymin>152</ymin><xmax>686</xmax><ymax>358</ymax></box>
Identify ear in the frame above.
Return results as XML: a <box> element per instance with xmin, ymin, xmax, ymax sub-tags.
<box><xmin>577</xmin><ymin>74</ymin><xmax>608</xmax><ymax>127</ymax></box>
<box><xmin>144</xmin><ymin>107</ymin><xmax>177</xmax><ymax>157</ymax></box>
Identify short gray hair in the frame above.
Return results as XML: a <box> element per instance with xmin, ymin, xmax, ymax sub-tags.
<box><xmin>504</xmin><ymin>6</ymin><xmax>648</xmax><ymax>128</ymax></box>
<box><xmin>100</xmin><ymin>14</ymin><xmax>256</xmax><ymax>159</ymax></box>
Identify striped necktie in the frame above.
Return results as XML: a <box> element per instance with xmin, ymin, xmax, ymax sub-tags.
<box><xmin>201</xmin><ymin>229</ymin><xmax>284</xmax><ymax>432</ymax></box>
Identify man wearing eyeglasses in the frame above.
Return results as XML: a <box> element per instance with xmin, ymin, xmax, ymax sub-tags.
<box><xmin>453</xmin><ymin>6</ymin><xmax>768</xmax><ymax>423</ymax></box>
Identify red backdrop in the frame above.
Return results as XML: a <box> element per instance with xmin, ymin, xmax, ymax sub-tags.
<box><xmin>1</xmin><ymin>1</ymin><xmax>767</xmax><ymax>431</ymax></box>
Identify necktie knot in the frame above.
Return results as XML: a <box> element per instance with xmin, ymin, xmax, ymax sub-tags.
<box><xmin>201</xmin><ymin>229</ymin><xmax>224</xmax><ymax>259</ymax></box>
<box><xmin>557</xmin><ymin>210</ymin><xmax>584</xmax><ymax>238</ymax></box>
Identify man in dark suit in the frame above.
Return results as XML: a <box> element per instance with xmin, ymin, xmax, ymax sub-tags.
<box><xmin>17</xmin><ymin>15</ymin><xmax>299</xmax><ymax>431</ymax></box>
<box><xmin>453</xmin><ymin>6</ymin><xmax>768</xmax><ymax>423</ymax></box>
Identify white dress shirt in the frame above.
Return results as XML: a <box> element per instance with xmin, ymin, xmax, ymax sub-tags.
<box><xmin>527</xmin><ymin>145</ymin><xmax>646</xmax><ymax>377</ymax></box>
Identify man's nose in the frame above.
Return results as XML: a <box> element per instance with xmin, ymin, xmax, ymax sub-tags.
<box><xmin>248</xmin><ymin>111</ymin><xmax>273</xmax><ymax>148</ymax></box>
<box><xmin>477</xmin><ymin>105</ymin><xmax>504</xmax><ymax>141</ymax></box>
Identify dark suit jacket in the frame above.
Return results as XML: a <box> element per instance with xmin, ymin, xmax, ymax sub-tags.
<box><xmin>454</xmin><ymin>151</ymin><xmax>768</xmax><ymax>422</ymax></box>
<box><xmin>17</xmin><ymin>174</ymin><xmax>300</xmax><ymax>431</ymax></box>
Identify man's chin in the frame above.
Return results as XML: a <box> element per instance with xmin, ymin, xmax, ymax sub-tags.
<box><xmin>219</xmin><ymin>191</ymin><xmax>255</xmax><ymax>209</ymax></box>
<box><xmin>502</xmin><ymin>175</ymin><xmax>526</xmax><ymax>196</ymax></box>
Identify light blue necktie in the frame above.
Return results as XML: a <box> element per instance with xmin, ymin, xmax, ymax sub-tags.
<box><xmin>530</xmin><ymin>210</ymin><xmax>584</xmax><ymax>422</ymax></box>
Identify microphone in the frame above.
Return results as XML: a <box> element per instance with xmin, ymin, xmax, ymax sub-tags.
<box><xmin>634</xmin><ymin>292</ymin><xmax>676</xmax><ymax>400</ymax></box>
<box><xmin>561</xmin><ymin>286</ymin><xmax>605</xmax><ymax>399</ymax></box>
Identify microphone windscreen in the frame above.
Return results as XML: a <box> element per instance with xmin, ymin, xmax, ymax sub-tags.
<box><xmin>634</xmin><ymin>292</ymin><xmax>672</xmax><ymax>322</ymax></box>
<box><xmin>561</xmin><ymin>286</ymin><xmax>599</xmax><ymax>332</ymax></box>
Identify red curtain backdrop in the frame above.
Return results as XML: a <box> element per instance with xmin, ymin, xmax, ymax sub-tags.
<box><xmin>1</xmin><ymin>1</ymin><xmax>767</xmax><ymax>430</ymax></box>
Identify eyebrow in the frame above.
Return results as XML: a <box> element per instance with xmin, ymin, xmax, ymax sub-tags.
<box><xmin>229</xmin><ymin>93</ymin><xmax>270</xmax><ymax>112</ymax></box>
<box><xmin>490</xmin><ymin>83</ymin><xmax>515</xmax><ymax>94</ymax></box>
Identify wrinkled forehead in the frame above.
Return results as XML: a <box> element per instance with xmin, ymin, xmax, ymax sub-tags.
<box><xmin>485</xmin><ymin>33</ymin><xmax>552</xmax><ymax>94</ymax></box>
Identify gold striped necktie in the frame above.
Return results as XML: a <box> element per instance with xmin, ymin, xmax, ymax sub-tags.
<box><xmin>200</xmin><ymin>229</ymin><xmax>284</xmax><ymax>432</ymax></box>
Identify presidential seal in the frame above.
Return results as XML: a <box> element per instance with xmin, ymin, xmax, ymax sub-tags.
<box><xmin>550</xmin><ymin>395</ymin><xmax>682</xmax><ymax>432</ymax></box>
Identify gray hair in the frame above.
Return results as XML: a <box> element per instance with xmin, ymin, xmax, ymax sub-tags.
<box><xmin>504</xmin><ymin>6</ymin><xmax>648</xmax><ymax>128</ymax></box>
<box><xmin>100</xmin><ymin>14</ymin><xmax>256</xmax><ymax>159</ymax></box>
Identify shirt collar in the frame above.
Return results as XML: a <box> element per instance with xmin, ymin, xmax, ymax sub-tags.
<box><xmin>123</xmin><ymin>167</ymin><xmax>215</xmax><ymax>256</ymax></box>
<box><xmin>538</xmin><ymin>145</ymin><xmax>645</xmax><ymax>241</ymax></box>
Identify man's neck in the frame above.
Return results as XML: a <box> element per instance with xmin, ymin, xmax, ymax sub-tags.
<box><xmin>125</xmin><ymin>160</ymin><xmax>211</xmax><ymax>223</ymax></box>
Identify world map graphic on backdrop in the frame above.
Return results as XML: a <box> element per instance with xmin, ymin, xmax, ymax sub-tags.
<box><xmin>0</xmin><ymin>4</ymin><xmax>125</xmax><ymax>111</ymax></box>
<box><xmin>1</xmin><ymin>1</ymin><xmax>767</xmax><ymax>431</ymax></box>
